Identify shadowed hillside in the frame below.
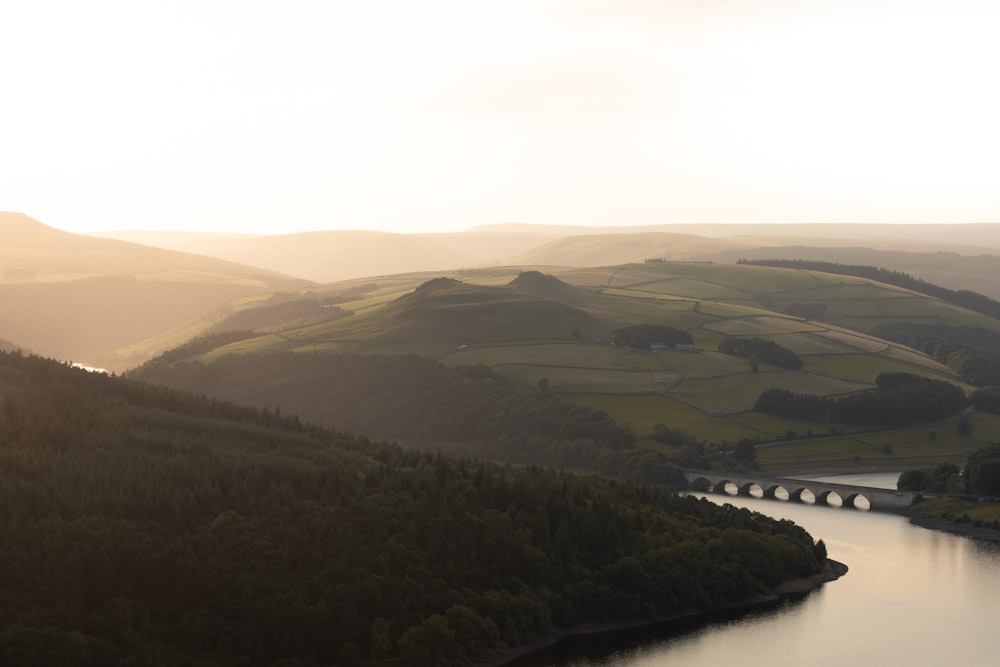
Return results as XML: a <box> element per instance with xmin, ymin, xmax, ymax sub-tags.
<box><xmin>1</xmin><ymin>350</ymin><xmax>831</xmax><ymax>666</ymax></box>
<box><xmin>0</xmin><ymin>212</ymin><xmax>309</xmax><ymax>370</ymax></box>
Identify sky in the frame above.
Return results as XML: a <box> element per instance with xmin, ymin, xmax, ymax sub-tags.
<box><xmin>3</xmin><ymin>0</ymin><xmax>999</xmax><ymax>236</ymax></box>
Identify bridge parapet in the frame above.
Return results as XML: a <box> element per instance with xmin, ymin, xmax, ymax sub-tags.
<box><xmin>682</xmin><ymin>470</ymin><xmax>914</xmax><ymax>511</ymax></box>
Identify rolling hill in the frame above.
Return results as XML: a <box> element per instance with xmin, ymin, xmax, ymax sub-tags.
<box><xmin>131</xmin><ymin>261</ymin><xmax>1000</xmax><ymax>472</ymax></box>
<box><xmin>505</xmin><ymin>232</ymin><xmax>1000</xmax><ymax>300</ymax></box>
<box><xmin>94</xmin><ymin>227</ymin><xmax>566</xmax><ymax>283</ymax></box>
<box><xmin>94</xmin><ymin>222</ymin><xmax>1000</xmax><ymax>299</ymax></box>
<box><xmin>0</xmin><ymin>212</ymin><xmax>309</xmax><ymax>370</ymax></box>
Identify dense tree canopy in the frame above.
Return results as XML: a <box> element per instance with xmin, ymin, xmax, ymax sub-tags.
<box><xmin>718</xmin><ymin>337</ymin><xmax>803</xmax><ymax>371</ymax></box>
<box><xmin>965</xmin><ymin>443</ymin><xmax>1000</xmax><ymax>496</ymax></box>
<box><xmin>755</xmin><ymin>374</ymin><xmax>967</xmax><ymax>427</ymax></box>
<box><xmin>0</xmin><ymin>351</ymin><xmax>827</xmax><ymax>666</ymax></box>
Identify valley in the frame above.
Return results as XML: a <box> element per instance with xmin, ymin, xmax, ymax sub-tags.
<box><xmin>6</xmin><ymin>215</ymin><xmax>1000</xmax><ymax>665</ymax></box>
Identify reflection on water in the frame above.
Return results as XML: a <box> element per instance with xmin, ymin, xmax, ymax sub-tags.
<box><xmin>511</xmin><ymin>473</ymin><xmax>1000</xmax><ymax>667</ymax></box>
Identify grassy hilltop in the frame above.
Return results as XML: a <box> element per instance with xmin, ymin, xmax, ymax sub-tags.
<box><xmin>132</xmin><ymin>262</ymin><xmax>1000</xmax><ymax>473</ymax></box>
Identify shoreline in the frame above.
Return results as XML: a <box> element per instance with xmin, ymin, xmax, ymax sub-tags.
<box><xmin>482</xmin><ymin>558</ymin><xmax>847</xmax><ymax>667</ymax></box>
<box><xmin>903</xmin><ymin>511</ymin><xmax>1000</xmax><ymax>543</ymax></box>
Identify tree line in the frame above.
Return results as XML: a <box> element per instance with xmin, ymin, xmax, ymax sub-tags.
<box><xmin>754</xmin><ymin>373</ymin><xmax>967</xmax><ymax>426</ymax></box>
<box><xmin>612</xmin><ymin>324</ymin><xmax>693</xmax><ymax>350</ymax></box>
<box><xmin>899</xmin><ymin>442</ymin><xmax>1000</xmax><ymax>497</ymax></box>
<box><xmin>0</xmin><ymin>350</ymin><xmax>827</xmax><ymax>665</ymax></box>
<box><xmin>870</xmin><ymin>323</ymin><xmax>1000</xmax><ymax>389</ymax></box>
<box><xmin>718</xmin><ymin>337</ymin><xmax>803</xmax><ymax>370</ymax></box>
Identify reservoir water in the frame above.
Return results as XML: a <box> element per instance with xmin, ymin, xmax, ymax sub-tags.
<box><xmin>512</xmin><ymin>473</ymin><xmax>1000</xmax><ymax>666</ymax></box>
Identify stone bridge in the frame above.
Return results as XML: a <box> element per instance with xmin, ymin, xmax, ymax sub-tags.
<box><xmin>683</xmin><ymin>470</ymin><xmax>915</xmax><ymax>511</ymax></box>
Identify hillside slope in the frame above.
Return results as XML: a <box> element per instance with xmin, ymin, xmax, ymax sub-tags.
<box><xmin>132</xmin><ymin>263</ymin><xmax>997</xmax><ymax>470</ymax></box>
<box><xmin>0</xmin><ymin>350</ymin><xmax>829</xmax><ymax>666</ymax></box>
<box><xmin>0</xmin><ymin>213</ymin><xmax>308</xmax><ymax>370</ymax></box>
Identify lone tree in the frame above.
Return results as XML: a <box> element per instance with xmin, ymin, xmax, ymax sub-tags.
<box><xmin>957</xmin><ymin>413</ymin><xmax>973</xmax><ymax>436</ymax></box>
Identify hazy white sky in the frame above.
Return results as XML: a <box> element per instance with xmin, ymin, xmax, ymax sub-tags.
<box><xmin>3</xmin><ymin>0</ymin><xmax>999</xmax><ymax>235</ymax></box>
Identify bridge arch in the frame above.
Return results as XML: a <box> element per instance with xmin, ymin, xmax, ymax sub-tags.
<box><xmin>788</xmin><ymin>487</ymin><xmax>816</xmax><ymax>504</ymax></box>
<box><xmin>814</xmin><ymin>490</ymin><xmax>843</xmax><ymax>507</ymax></box>
<box><xmin>763</xmin><ymin>484</ymin><xmax>789</xmax><ymax>501</ymax></box>
<box><xmin>841</xmin><ymin>492</ymin><xmax>872</xmax><ymax>510</ymax></box>
<box><xmin>689</xmin><ymin>477</ymin><xmax>713</xmax><ymax>492</ymax></box>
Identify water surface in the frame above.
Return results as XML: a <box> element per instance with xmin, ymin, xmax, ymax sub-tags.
<box><xmin>513</xmin><ymin>473</ymin><xmax>1000</xmax><ymax>666</ymax></box>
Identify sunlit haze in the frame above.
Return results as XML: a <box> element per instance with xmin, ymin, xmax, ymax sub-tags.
<box><xmin>4</xmin><ymin>0</ymin><xmax>998</xmax><ymax>236</ymax></box>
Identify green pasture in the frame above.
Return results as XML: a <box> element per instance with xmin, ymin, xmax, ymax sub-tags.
<box><xmin>854</xmin><ymin>411</ymin><xmax>1000</xmax><ymax>462</ymax></box>
<box><xmin>878</xmin><ymin>345</ymin><xmax>968</xmax><ymax>380</ymax></box>
<box><xmin>775</xmin><ymin>282</ymin><xmax>908</xmax><ymax>302</ymax></box>
<box><xmin>666</xmin><ymin>371</ymin><xmax>870</xmax><ymax>414</ymax></box>
<box><xmin>583</xmin><ymin>292</ymin><xmax>704</xmax><ymax>327</ymax></box>
<box><xmin>441</xmin><ymin>342</ymin><xmax>669</xmax><ymax>370</ymax></box>
<box><xmin>753</xmin><ymin>411</ymin><xmax>1000</xmax><ymax>472</ymax></box>
<box><xmin>599</xmin><ymin>287</ymin><xmax>689</xmax><ymax>302</ymax></box>
<box><xmin>802</xmin><ymin>299</ymin><xmax>883</xmax><ymax>318</ymax></box>
<box><xmin>766</xmin><ymin>332</ymin><xmax>861</xmax><ymax>355</ymax></box>
<box><xmin>639</xmin><ymin>263</ymin><xmax>831</xmax><ymax>295</ymax></box>
<box><xmin>289</xmin><ymin>341</ymin><xmax>367</xmax><ymax>354</ymax></box>
<box><xmin>813</xmin><ymin>327</ymin><xmax>888</xmax><ymax>352</ymax></box>
<box><xmin>568</xmin><ymin>393</ymin><xmax>755</xmax><ymax>443</ymax></box>
<box><xmin>629</xmin><ymin>278</ymin><xmax>748</xmax><ymax>300</ymax></box>
<box><xmin>201</xmin><ymin>334</ymin><xmax>292</xmax><ymax>360</ymax></box>
<box><xmin>730</xmin><ymin>411</ymin><xmax>852</xmax><ymax>440</ymax></box>
<box><xmin>802</xmin><ymin>353</ymin><xmax>899</xmax><ymax>384</ymax></box>
<box><xmin>692</xmin><ymin>301</ymin><xmax>769</xmax><ymax>320</ymax></box>
<box><xmin>499</xmin><ymin>365</ymin><xmax>661</xmax><ymax>394</ymax></box>
<box><xmin>804</xmin><ymin>350</ymin><xmax>960</xmax><ymax>386</ymax></box>
<box><xmin>756</xmin><ymin>437</ymin><xmax>883</xmax><ymax>470</ymax></box>
<box><xmin>702</xmin><ymin>316</ymin><xmax>823</xmax><ymax>337</ymax></box>
<box><xmin>359</xmin><ymin>342</ymin><xmax>460</xmax><ymax>359</ymax></box>
<box><xmin>654</xmin><ymin>349</ymin><xmax>750</xmax><ymax>379</ymax></box>
<box><xmin>689</xmin><ymin>328</ymin><xmax>728</xmax><ymax>350</ymax></box>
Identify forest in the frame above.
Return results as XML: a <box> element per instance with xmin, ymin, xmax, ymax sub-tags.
<box><xmin>0</xmin><ymin>351</ymin><xmax>828</xmax><ymax>665</ymax></box>
<box><xmin>132</xmin><ymin>350</ymin><xmax>687</xmax><ymax>485</ymax></box>
<box><xmin>753</xmin><ymin>373</ymin><xmax>968</xmax><ymax>426</ymax></box>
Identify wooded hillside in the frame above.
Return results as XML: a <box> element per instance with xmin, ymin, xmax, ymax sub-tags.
<box><xmin>0</xmin><ymin>351</ymin><xmax>827</xmax><ymax>666</ymax></box>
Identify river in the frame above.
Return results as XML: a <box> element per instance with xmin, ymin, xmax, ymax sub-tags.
<box><xmin>509</xmin><ymin>473</ymin><xmax>1000</xmax><ymax>666</ymax></box>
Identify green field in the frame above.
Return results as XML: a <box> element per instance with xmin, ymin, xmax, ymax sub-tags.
<box><xmin>755</xmin><ymin>411</ymin><xmax>1000</xmax><ymax>470</ymax></box>
<box><xmin>767</xmin><ymin>332</ymin><xmax>862</xmax><ymax>355</ymax></box>
<box><xmin>703</xmin><ymin>315</ymin><xmax>824</xmax><ymax>336</ymax></box>
<box><xmin>629</xmin><ymin>278</ymin><xmax>748</xmax><ymax>300</ymax></box>
<box><xmin>151</xmin><ymin>261</ymin><xmax>1000</xmax><ymax>472</ymax></box>
<box><xmin>440</xmin><ymin>342</ymin><xmax>667</xmax><ymax>370</ymax></box>
<box><xmin>668</xmin><ymin>371</ymin><xmax>870</xmax><ymax>413</ymax></box>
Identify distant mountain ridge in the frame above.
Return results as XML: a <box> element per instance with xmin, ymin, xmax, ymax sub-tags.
<box><xmin>91</xmin><ymin>222</ymin><xmax>1000</xmax><ymax>296</ymax></box>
